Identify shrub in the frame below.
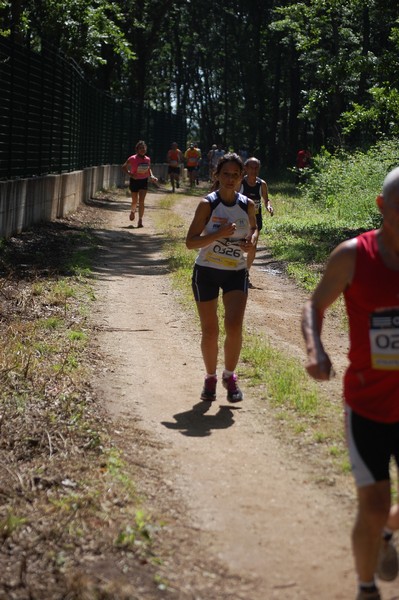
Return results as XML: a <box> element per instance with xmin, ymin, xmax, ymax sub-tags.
<box><xmin>301</xmin><ymin>138</ymin><xmax>399</xmax><ymax>228</ymax></box>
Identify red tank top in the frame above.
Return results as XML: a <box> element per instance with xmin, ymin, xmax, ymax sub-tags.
<box><xmin>168</xmin><ymin>149</ymin><xmax>179</xmax><ymax>164</ymax></box>
<box><xmin>344</xmin><ymin>230</ymin><xmax>399</xmax><ymax>422</ymax></box>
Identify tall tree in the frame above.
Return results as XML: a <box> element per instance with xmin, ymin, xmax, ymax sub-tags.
<box><xmin>2</xmin><ymin>0</ymin><xmax>399</xmax><ymax>166</ymax></box>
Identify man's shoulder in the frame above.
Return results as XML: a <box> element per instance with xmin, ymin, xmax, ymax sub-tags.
<box><xmin>329</xmin><ymin>238</ymin><xmax>358</xmax><ymax>269</ymax></box>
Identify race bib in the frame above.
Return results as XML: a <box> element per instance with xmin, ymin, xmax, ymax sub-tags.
<box><xmin>204</xmin><ymin>239</ymin><xmax>242</xmax><ymax>269</ymax></box>
<box><xmin>369</xmin><ymin>309</ymin><xmax>399</xmax><ymax>370</ymax></box>
<box><xmin>136</xmin><ymin>162</ymin><xmax>149</xmax><ymax>174</ymax></box>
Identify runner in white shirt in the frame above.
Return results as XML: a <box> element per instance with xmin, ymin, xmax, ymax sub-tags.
<box><xmin>186</xmin><ymin>153</ymin><xmax>258</xmax><ymax>403</ymax></box>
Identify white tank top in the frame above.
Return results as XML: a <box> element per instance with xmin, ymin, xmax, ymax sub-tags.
<box><xmin>195</xmin><ymin>191</ymin><xmax>250</xmax><ymax>271</ymax></box>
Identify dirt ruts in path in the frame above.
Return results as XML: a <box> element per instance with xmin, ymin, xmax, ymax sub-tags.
<box><xmin>90</xmin><ymin>190</ymin><xmax>396</xmax><ymax>600</ymax></box>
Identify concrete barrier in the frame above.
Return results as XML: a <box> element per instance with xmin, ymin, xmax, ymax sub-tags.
<box><xmin>151</xmin><ymin>163</ymin><xmax>185</xmax><ymax>182</ymax></box>
<box><xmin>0</xmin><ymin>164</ymin><xmax>126</xmax><ymax>239</ymax></box>
<box><xmin>0</xmin><ymin>179</ymin><xmax>27</xmax><ymax>238</ymax></box>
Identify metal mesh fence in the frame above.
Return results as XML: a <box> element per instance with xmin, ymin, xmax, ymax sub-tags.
<box><xmin>0</xmin><ymin>38</ymin><xmax>186</xmax><ymax>180</ymax></box>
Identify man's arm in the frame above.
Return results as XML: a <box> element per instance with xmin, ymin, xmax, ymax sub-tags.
<box><xmin>245</xmin><ymin>200</ymin><xmax>258</xmax><ymax>246</ymax></box>
<box><xmin>302</xmin><ymin>239</ymin><xmax>357</xmax><ymax>380</ymax></box>
<box><xmin>261</xmin><ymin>180</ymin><xmax>273</xmax><ymax>215</ymax></box>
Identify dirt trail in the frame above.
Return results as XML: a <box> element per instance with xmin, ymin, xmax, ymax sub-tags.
<box><xmin>90</xmin><ymin>190</ymin><xmax>396</xmax><ymax>600</ymax></box>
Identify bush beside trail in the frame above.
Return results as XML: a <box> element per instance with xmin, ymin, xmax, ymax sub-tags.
<box><xmin>265</xmin><ymin>138</ymin><xmax>399</xmax><ymax>291</ymax></box>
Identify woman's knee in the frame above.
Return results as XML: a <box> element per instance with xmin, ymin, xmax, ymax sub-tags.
<box><xmin>224</xmin><ymin>315</ymin><xmax>244</xmax><ymax>336</ymax></box>
<box><xmin>201</xmin><ymin>323</ymin><xmax>219</xmax><ymax>341</ymax></box>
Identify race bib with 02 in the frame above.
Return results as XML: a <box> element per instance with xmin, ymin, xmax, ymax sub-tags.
<box><xmin>369</xmin><ymin>309</ymin><xmax>399</xmax><ymax>370</ymax></box>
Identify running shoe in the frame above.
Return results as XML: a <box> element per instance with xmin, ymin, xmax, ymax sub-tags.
<box><xmin>377</xmin><ymin>537</ymin><xmax>399</xmax><ymax>581</ymax></box>
<box><xmin>222</xmin><ymin>373</ymin><xmax>243</xmax><ymax>403</ymax></box>
<box><xmin>356</xmin><ymin>590</ymin><xmax>381</xmax><ymax>600</ymax></box>
<box><xmin>200</xmin><ymin>376</ymin><xmax>217</xmax><ymax>401</ymax></box>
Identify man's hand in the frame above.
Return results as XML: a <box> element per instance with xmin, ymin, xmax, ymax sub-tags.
<box><xmin>305</xmin><ymin>351</ymin><xmax>334</xmax><ymax>381</ymax></box>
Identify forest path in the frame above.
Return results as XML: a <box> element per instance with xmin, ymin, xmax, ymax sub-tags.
<box><xmin>89</xmin><ymin>188</ymin><xmax>396</xmax><ymax>600</ymax></box>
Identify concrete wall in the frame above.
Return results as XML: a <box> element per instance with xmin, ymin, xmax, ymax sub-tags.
<box><xmin>0</xmin><ymin>164</ymin><xmax>125</xmax><ymax>239</ymax></box>
<box><xmin>151</xmin><ymin>163</ymin><xmax>185</xmax><ymax>182</ymax></box>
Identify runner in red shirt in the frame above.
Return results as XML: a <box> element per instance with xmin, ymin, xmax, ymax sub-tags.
<box><xmin>296</xmin><ymin>148</ymin><xmax>311</xmax><ymax>169</ymax></box>
<box><xmin>295</xmin><ymin>148</ymin><xmax>312</xmax><ymax>184</ymax></box>
<box><xmin>166</xmin><ymin>142</ymin><xmax>183</xmax><ymax>192</ymax></box>
<box><xmin>184</xmin><ymin>143</ymin><xmax>201</xmax><ymax>187</ymax></box>
<box><xmin>301</xmin><ymin>166</ymin><xmax>399</xmax><ymax>600</ymax></box>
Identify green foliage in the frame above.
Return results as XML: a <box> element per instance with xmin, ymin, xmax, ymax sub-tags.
<box><xmin>105</xmin><ymin>448</ymin><xmax>136</xmax><ymax>494</ymax></box>
<box><xmin>4</xmin><ymin>0</ymin><xmax>399</xmax><ymax>164</ymax></box>
<box><xmin>301</xmin><ymin>139</ymin><xmax>399</xmax><ymax>227</ymax></box>
<box><xmin>0</xmin><ymin>0</ymin><xmax>10</xmax><ymax>37</ymax></box>
<box><xmin>115</xmin><ymin>510</ymin><xmax>154</xmax><ymax>549</ymax></box>
<box><xmin>242</xmin><ymin>334</ymin><xmax>320</xmax><ymax>416</ymax></box>
<box><xmin>4</xmin><ymin>0</ymin><xmax>135</xmax><ymax>76</ymax></box>
<box><xmin>68</xmin><ymin>330</ymin><xmax>87</xmax><ymax>342</ymax></box>
<box><xmin>264</xmin><ymin>139</ymin><xmax>399</xmax><ymax>292</ymax></box>
<box><xmin>341</xmin><ymin>87</ymin><xmax>399</xmax><ymax>143</ymax></box>
<box><xmin>270</xmin><ymin>0</ymin><xmax>366</xmax><ymax>121</ymax></box>
<box><xmin>43</xmin><ymin>317</ymin><xmax>62</xmax><ymax>330</ymax></box>
<box><xmin>0</xmin><ymin>510</ymin><xmax>27</xmax><ymax>540</ymax></box>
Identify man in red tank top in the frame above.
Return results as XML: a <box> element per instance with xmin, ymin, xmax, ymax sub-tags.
<box><xmin>302</xmin><ymin>166</ymin><xmax>399</xmax><ymax>600</ymax></box>
<box><xmin>166</xmin><ymin>142</ymin><xmax>183</xmax><ymax>192</ymax></box>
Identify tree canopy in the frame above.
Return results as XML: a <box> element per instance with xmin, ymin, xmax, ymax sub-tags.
<box><xmin>1</xmin><ymin>0</ymin><xmax>398</xmax><ymax>166</ymax></box>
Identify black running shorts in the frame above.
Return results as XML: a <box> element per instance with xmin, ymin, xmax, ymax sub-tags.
<box><xmin>256</xmin><ymin>212</ymin><xmax>263</xmax><ymax>232</ymax></box>
<box><xmin>129</xmin><ymin>178</ymin><xmax>148</xmax><ymax>192</ymax></box>
<box><xmin>346</xmin><ymin>403</ymin><xmax>399</xmax><ymax>487</ymax></box>
<box><xmin>191</xmin><ymin>264</ymin><xmax>248</xmax><ymax>302</ymax></box>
